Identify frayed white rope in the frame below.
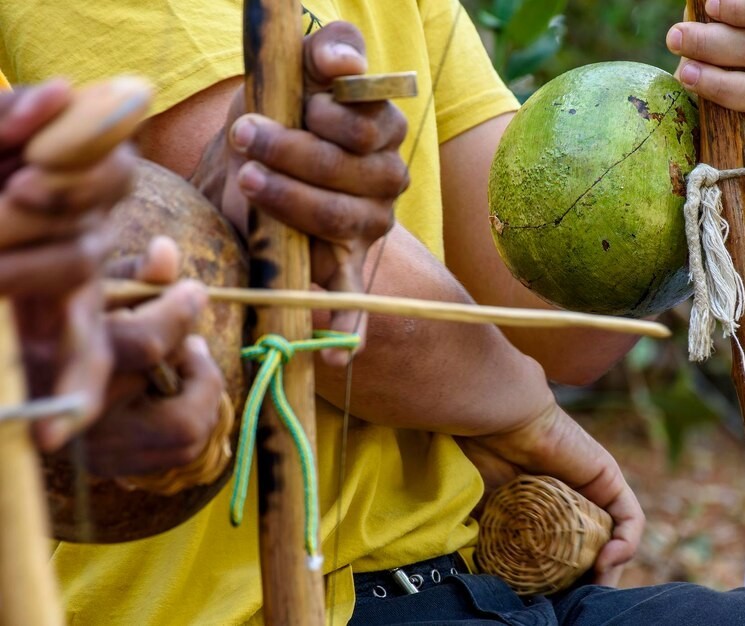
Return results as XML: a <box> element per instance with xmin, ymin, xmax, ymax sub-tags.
<box><xmin>684</xmin><ymin>163</ymin><xmax>745</xmax><ymax>363</ymax></box>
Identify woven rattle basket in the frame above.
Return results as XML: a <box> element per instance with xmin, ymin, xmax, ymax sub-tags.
<box><xmin>475</xmin><ymin>475</ymin><xmax>613</xmax><ymax>596</ymax></box>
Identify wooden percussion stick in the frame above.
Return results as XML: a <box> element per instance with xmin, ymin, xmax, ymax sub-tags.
<box><xmin>0</xmin><ymin>304</ymin><xmax>63</xmax><ymax>625</ymax></box>
<box><xmin>686</xmin><ymin>0</ymin><xmax>745</xmax><ymax>423</ymax></box>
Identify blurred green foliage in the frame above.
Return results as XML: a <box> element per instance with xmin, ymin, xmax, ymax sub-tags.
<box><xmin>539</xmin><ymin>0</ymin><xmax>684</xmax><ymax>79</ymax></box>
<box><xmin>464</xmin><ymin>0</ymin><xmax>742</xmax><ymax>462</ymax></box>
<box><xmin>467</xmin><ymin>0</ymin><xmax>685</xmax><ymax>96</ymax></box>
<box><xmin>473</xmin><ymin>0</ymin><xmax>567</xmax><ymax>84</ymax></box>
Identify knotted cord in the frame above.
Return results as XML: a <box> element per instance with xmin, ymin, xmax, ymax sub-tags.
<box><xmin>230</xmin><ymin>330</ymin><xmax>360</xmax><ymax>570</ymax></box>
<box><xmin>684</xmin><ymin>163</ymin><xmax>745</xmax><ymax>364</ymax></box>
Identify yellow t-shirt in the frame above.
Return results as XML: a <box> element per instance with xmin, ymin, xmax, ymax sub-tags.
<box><xmin>1</xmin><ymin>1</ymin><xmax>519</xmax><ymax>624</ymax></box>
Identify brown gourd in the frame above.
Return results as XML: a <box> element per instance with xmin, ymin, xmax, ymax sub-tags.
<box><xmin>44</xmin><ymin>159</ymin><xmax>248</xmax><ymax>543</ymax></box>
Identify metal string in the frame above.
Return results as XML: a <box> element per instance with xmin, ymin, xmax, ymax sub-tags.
<box><xmin>327</xmin><ymin>2</ymin><xmax>464</xmax><ymax>622</ymax></box>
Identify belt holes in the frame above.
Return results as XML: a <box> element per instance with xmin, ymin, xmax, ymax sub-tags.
<box><xmin>373</xmin><ymin>585</ymin><xmax>387</xmax><ymax>598</ymax></box>
<box><xmin>431</xmin><ymin>569</ymin><xmax>441</xmax><ymax>584</ymax></box>
<box><xmin>450</xmin><ymin>567</ymin><xmax>458</xmax><ymax>575</ymax></box>
<box><xmin>409</xmin><ymin>574</ymin><xmax>424</xmax><ymax>589</ymax></box>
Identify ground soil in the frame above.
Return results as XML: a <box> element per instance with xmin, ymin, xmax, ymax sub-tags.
<box><xmin>575</xmin><ymin>412</ymin><xmax>745</xmax><ymax>590</ymax></box>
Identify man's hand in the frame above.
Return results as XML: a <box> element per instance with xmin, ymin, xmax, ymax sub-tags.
<box><xmin>0</xmin><ymin>80</ymin><xmax>136</xmax><ymax>451</ymax></box>
<box><xmin>83</xmin><ymin>237</ymin><xmax>224</xmax><ymax>478</ymax></box>
<box><xmin>667</xmin><ymin>0</ymin><xmax>745</xmax><ymax>111</ymax></box>
<box><xmin>458</xmin><ymin>405</ymin><xmax>645</xmax><ymax>588</ymax></box>
<box><xmin>191</xmin><ymin>21</ymin><xmax>407</xmax><ymax>355</ymax></box>
<box><xmin>0</xmin><ymin>80</ymin><xmax>133</xmax><ymax>294</ymax></box>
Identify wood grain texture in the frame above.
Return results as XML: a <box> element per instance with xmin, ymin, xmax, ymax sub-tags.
<box><xmin>0</xmin><ymin>302</ymin><xmax>62</xmax><ymax>625</ymax></box>
<box><xmin>24</xmin><ymin>77</ymin><xmax>152</xmax><ymax>170</ymax></box>
<box><xmin>333</xmin><ymin>72</ymin><xmax>418</xmax><ymax>102</ymax></box>
<box><xmin>104</xmin><ymin>279</ymin><xmax>673</xmax><ymax>339</ymax></box>
<box><xmin>688</xmin><ymin>0</ymin><xmax>745</xmax><ymax>419</ymax></box>
<box><xmin>243</xmin><ymin>2</ymin><xmax>325</xmax><ymax>624</ymax></box>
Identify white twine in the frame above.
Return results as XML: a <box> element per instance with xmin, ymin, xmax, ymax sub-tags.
<box><xmin>684</xmin><ymin>163</ymin><xmax>745</xmax><ymax>363</ymax></box>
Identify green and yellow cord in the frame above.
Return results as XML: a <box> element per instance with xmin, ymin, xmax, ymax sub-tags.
<box><xmin>230</xmin><ymin>331</ymin><xmax>360</xmax><ymax>571</ymax></box>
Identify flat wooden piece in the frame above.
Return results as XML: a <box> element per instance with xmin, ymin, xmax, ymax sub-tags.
<box><xmin>333</xmin><ymin>71</ymin><xmax>418</xmax><ymax>103</ymax></box>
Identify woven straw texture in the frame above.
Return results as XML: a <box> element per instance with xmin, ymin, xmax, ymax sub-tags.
<box><xmin>476</xmin><ymin>475</ymin><xmax>613</xmax><ymax>596</ymax></box>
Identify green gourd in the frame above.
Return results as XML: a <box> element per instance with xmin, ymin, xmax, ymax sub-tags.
<box><xmin>490</xmin><ymin>61</ymin><xmax>698</xmax><ymax>316</ymax></box>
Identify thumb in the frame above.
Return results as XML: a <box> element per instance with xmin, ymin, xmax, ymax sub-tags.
<box><xmin>303</xmin><ymin>21</ymin><xmax>368</xmax><ymax>93</ymax></box>
<box><xmin>105</xmin><ymin>235</ymin><xmax>181</xmax><ymax>284</ymax></box>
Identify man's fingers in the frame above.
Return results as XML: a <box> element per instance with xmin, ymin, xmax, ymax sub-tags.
<box><xmin>0</xmin><ymin>230</ymin><xmax>111</xmax><ymax>296</ymax></box>
<box><xmin>238</xmin><ymin>162</ymin><xmax>393</xmax><ymax>244</ymax></box>
<box><xmin>668</xmin><ymin>22</ymin><xmax>745</xmax><ymax>67</ymax></box>
<box><xmin>170</xmin><ymin>336</ymin><xmax>224</xmax><ymax>430</ymax></box>
<box><xmin>105</xmin><ymin>236</ymin><xmax>181</xmax><ymax>284</ymax></box>
<box><xmin>104</xmin><ymin>372</ymin><xmax>148</xmax><ymax>409</ymax></box>
<box><xmin>4</xmin><ymin>144</ymin><xmax>136</xmax><ymax>216</ymax></box>
<box><xmin>593</xmin><ymin>564</ymin><xmax>624</xmax><ymax>588</ymax></box>
<box><xmin>33</xmin><ymin>286</ymin><xmax>113</xmax><ymax>452</ymax></box>
<box><xmin>321</xmin><ymin>309</ymin><xmax>366</xmax><ymax>367</ymax></box>
<box><xmin>107</xmin><ymin>280</ymin><xmax>207</xmax><ymax>371</ymax></box>
<box><xmin>593</xmin><ymin>488</ymin><xmax>646</xmax><ymax>583</ymax></box>
<box><xmin>0</xmin><ymin>79</ymin><xmax>72</xmax><ymax>149</ymax></box>
<box><xmin>708</xmin><ymin>0</ymin><xmax>745</xmax><ymax>27</ymax></box>
<box><xmin>231</xmin><ymin>114</ymin><xmax>409</xmax><ymax>197</ymax></box>
<box><xmin>86</xmin><ymin>335</ymin><xmax>223</xmax><ymax>476</ymax></box>
<box><xmin>668</xmin><ymin>2</ymin><xmax>745</xmax><ymax>111</ymax></box>
<box><xmin>312</xmin><ymin>256</ymin><xmax>368</xmax><ymax>365</ymax></box>
<box><xmin>678</xmin><ymin>60</ymin><xmax>745</xmax><ymax>111</ymax></box>
<box><xmin>305</xmin><ymin>93</ymin><xmax>408</xmax><ymax>154</ymax></box>
<box><xmin>303</xmin><ymin>21</ymin><xmax>367</xmax><ymax>91</ymax></box>
<box><xmin>0</xmin><ymin>196</ymin><xmax>106</xmax><ymax>248</ymax></box>
<box><xmin>0</xmin><ymin>153</ymin><xmax>23</xmax><ymax>186</ymax></box>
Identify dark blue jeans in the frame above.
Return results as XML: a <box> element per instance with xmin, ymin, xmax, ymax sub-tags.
<box><xmin>350</xmin><ymin>572</ymin><xmax>745</xmax><ymax>625</ymax></box>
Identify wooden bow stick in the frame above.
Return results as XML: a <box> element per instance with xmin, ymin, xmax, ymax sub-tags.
<box><xmin>687</xmin><ymin>0</ymin><xmax>745</xmax><ymax>422</ymax></box>
<box><xmin>104</xmin><ymin>279</ymin><xmax>672</xmax><ymax>338</ymax></box>
<box><xmin>242</xmin><ymin>2</ymin><xmax>324</xmax><ymax>623</ymax></box>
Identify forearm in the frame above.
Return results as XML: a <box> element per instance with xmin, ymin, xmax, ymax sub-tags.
<box><xmin>314</xmin><ymin>223</ymin><xmax>558</xmax><ymax>436</ymax></box>
<box><xmin>447</xmin><ymin>229</ymin><xmax>640</xmax><ymax>386</ymax></box>
<box><xmin>313</xmin><ymin>222</ymin><xmax>641</xmax><ymax>564</ymax></box>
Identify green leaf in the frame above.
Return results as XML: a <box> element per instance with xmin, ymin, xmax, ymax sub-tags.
<box><xmin>649</xmin><ymin>368</ymin><xmax>720</xmax><ymax>464</ymax></box>
<box><xmin>504</xmin><ymin>0</ymin><xmax>567</xmax><ymax>47</ymax></box>
<box><xmin>477</xmin><ymin>9</ymin><xmax>503</xmax><ymax>30</ymax></box>
<box><xmin>505</xmin><ymin>16</ymin><xmax>566</xmax><ymax>81</ymax></box>
<box><xmin>625</xmin><ymin>337</ymin><xmax>659</xmax><ymax>371</ymax></box>
<box><xmin>491</xmin><ymin>0</ymin><xmax>522</xmax><ymax>24</ymax></box>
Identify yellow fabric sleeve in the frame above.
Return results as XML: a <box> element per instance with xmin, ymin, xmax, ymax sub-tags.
<box><xmin>423</xmin><ymin>0</ymin><xmax>520</xmax><ymax>142</ymax></box>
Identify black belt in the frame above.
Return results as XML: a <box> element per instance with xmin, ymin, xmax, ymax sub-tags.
<box><xmin>353</xmin><ymin>552</ymin><xmax>468</xmax><ymax>600</ymax></box>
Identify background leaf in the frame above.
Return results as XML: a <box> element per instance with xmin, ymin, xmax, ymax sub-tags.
<box><xmin>504</xmin><ymin>0</ymin><xmax>568</xmax><ymax>46</ymax></box>
<box><xmin>505</xmin><ymin>15</ymin><xmax>566</xmax><ymax>81</ymax></box>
